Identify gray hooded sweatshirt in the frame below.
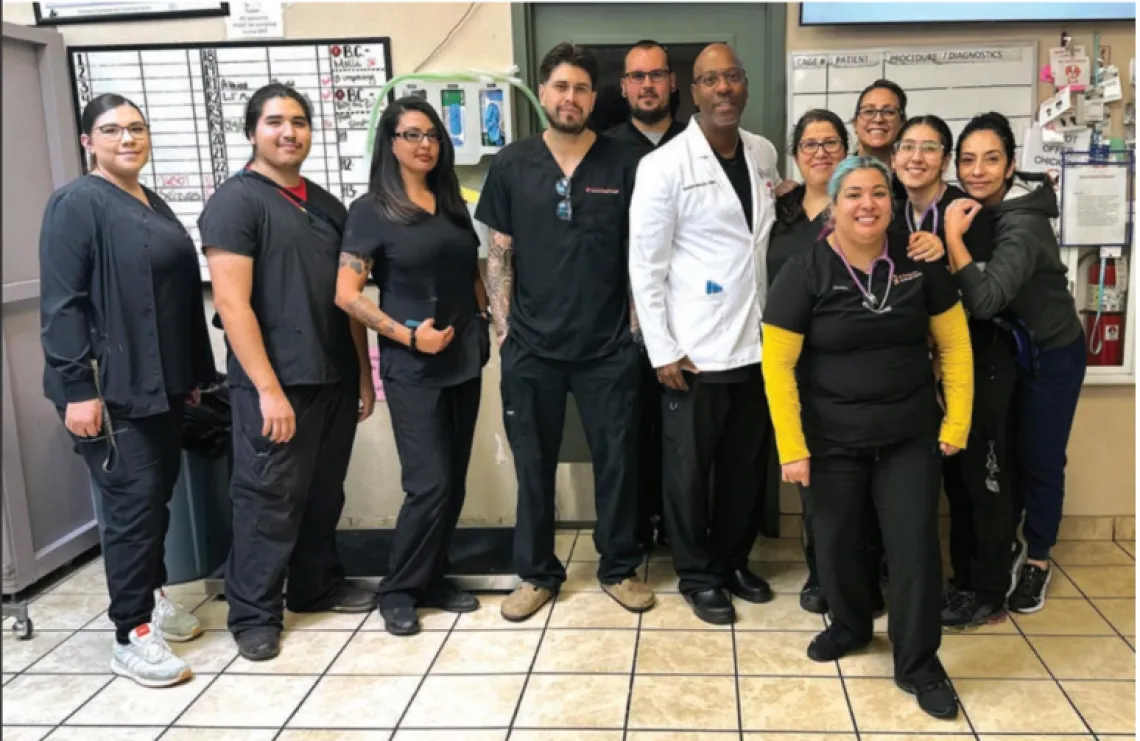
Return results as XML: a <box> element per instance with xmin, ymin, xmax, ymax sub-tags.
<box><xmin>955</xmin><ymin>176</ymin><xmax>1084</xmax><ymax>351</ymax></box>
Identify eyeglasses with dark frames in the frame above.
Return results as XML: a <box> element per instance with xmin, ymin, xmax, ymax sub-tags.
<box><xmin>624</xmin><ymin>69</ymin><xmax>670</xmax><ymax>84</ymax></box>
<box><xmin>394</xmin><ymin>129</ymin><xmax>442</xmax><ymax>144</ymax></box>
<box><xmin>857</xmin><ymin>106</ymin><xmax>901</xmax><ymax>121</ymax></box>
<box><xmin>695</xmin><ymin>68</ymin><xmax>746</xmax><ymax>88</ymax></box>
<box><xmin>798</xmin><ymin>138</ymin><xmax>844</xmax><ymax>155</ymax></box>
<box><xmin>95</xmin><ymin>123</ymin><xmax>149</xmax><ymax>138</ymax></box>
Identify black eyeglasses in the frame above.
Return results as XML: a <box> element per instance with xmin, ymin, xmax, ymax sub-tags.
<box><xmin>556</xmin><ymin>177</ymin><xmax>572</xmax><ymax>221</ymax></box>
<box><xmin>857</xmin><ymin>106</ymin><xmax>901</xmax><ymax>121</ymax></box>
<box><xmin>695</xmin><ymin>68</ymin><xmax>746</xmax><ymax>88</ymax></box>
<box><xmin>799</xmin><ymin>138</ymin><xmax>844</xmax><ymax>155</ymax></box>
<box><xmin>394</xmin><ymin>129</ymin><xmax>442</xmax><ymax>144</ymax></box>
<box><xmin>95</xmin><ymin>123</ymin><xmax>149</xmax><ymax>138</ymax></box>
<box><xmin>625</xmin><ymin>69</ymin><xmax>670</xmax><ymax>84</ymax></box>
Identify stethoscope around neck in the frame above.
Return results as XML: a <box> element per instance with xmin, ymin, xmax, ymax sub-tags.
<box><xmin>904</xmin><ymin>183</ymin><xmax>947</xmax><ymax>235</ymax></box>
<box><xmin>830</xmin><ymin>234</ymin><xmax>895</xmax><ymax>315</ymax></box>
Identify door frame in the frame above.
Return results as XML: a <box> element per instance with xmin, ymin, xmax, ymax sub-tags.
<box><xmin>510</xmin><ymin>2</ymin><xmax>788</xmax><ymax>151</ymax></box>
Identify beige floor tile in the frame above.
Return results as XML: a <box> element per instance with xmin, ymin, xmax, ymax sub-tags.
<box><xmin>2</xmin><ymin>674</ymin><xmax>111</xmax><ymax>725</ymax></box>
<box><xmin>24</xmin><ymin>595</ymin><xmax>109</xmax><ymax>630</ymax></box>
<box><xmin>431</xmin><ymin>629</ymin><xmax>541</xmax><ymax>674</ymax></box>
<box><xmin>360</xmin><ymin>607</ymin><xmax>457</xmax><ymax>632</ymax></box>
<box><xmin>956</xmin><ymin>678</ymin><xmax>1087</xmax><ymax>733</ymax></box>
<box><xmin>861</xmin><ymin>737</ymin><xmax>972</xmax><ymax>741</ymax></box>
<box><xmin>834</xmin><ymin>636</ymin><xmax>894</xmax><ymax>678</ymax></box>
<box><xmin>1012</xmin><ymin>598</ymin><xmax>1116</xmax><ymax>635</ymax></box>
<box><xmin>735</xmin><ymin>631</ymin><xmax>837</xmax><ymax>676</ymax></box>
<box><xmin>734</xmin><ymin>594</ymin><xmax>826</xmax><ymax>632</ymax></box>
<box><xmin>164</xmin><ymin>731</ymin><xmax>278</xmax><ymax>741</ymax></box>
<box><xmin>45</xmin><ymin>728</ymin><xmax>162</xmax><ymax>741</ymax></box>
<box><xmin>1062</xmin><ymin>680</ymin><xmax>1135</xmax><ymax>735</ymax></box>
<box><xmin>1040</xmin><ymin>567</ymin><xmax>1084</xmax><ymax>598</ymax></box>
<box><xmin>846</xmin><ymin>677</ymin><xmax>971</xmax><ymax>733</ymax></box>
<box><xmin>1117</xmin><ymin>540</ymin><xmax>1135</xmax><ymax>557</ymax></box>
<box><xmin>1058</xmin><ymin>516</ymin><xmax>1115</xmax><ymax>541</ymax></box>
<box><xmin>750</xmin><ymin>536</ymin><xmax>808</xmax><ymax>563</ymax></box>
<box><xmin>27</xmin><ymin>630</ymin><xmax>115</xmax><ymax>674</ymax></box>
<box><xmin>277</xmin><ymin>731</ymin><xmax>392</xmax><ymax>740</ymax></box>
<box><xmin>976</xmin><ymin>737</ymin><xmax>1093</xmax><ymax>741</ymax></box>
<box><xmin>327</xmin><ymin>630</ymin><xmax>446</xmax><ymax>675</ymax></box>
<box><xmin>282</xmin><ymin>609</ymin><xmax>369</xmax><ymax>631</ymax></box>
<box><xmin>49</xmin><ymin>563</ymin><xmax>109</xmax><ymax>595</ymax></box>
<box><xmin>741</xmin><ymin>735</ymin><xmax>856</xmax><ymax>741</ymax></box>
<box><xmin>570</xmin><ymin>531</ymin><xmax>600</xmax><ymax>562</ymax></box>
<box><xmin>640</xmin><ymin>594</ymin><xmax>730</xmax><ymax>631</ymax></box>
<box><xmin>455</xmin><ymin>594</ymin><xmax>552</xmax><ymax>630</ymax></box>
<box><xmin>636</xmin><ymin>630</ymin><xmax>734</xmax><ymax>674</ymax></box>
<box><xmin>392</xmin><ymin>732</ymin><xmax>506</xmax><ymax>741</ymax></box>
<box><xmin>1091</xmin><ymin>597</ymin><xmax>1136</xmax><ymax>635</ymax></box>
<box><xmin>2</xmin><ymin>630</ymin><xmax>70</xmax><ymax>672</ymax></box>
<box><xmin>643</xmin><ymin>561</ymin><xmax>680</xmax><ymax>592</ymax></box>
<box><xmin>401</xmin><ymin>674</ymin><xmax>526</xmax><ymax>727</ymax></box>
<box><xmin>79</xmin><ymin>612</ymin><xmax>116</xmax><ymax>632</ymax></box>
<box><xmin>752</xmin><ymin>562</ymin><xmax>812</xmax><ymax>593</ymax></box>
<box><xmin>513</xmin><ymin>733</ymin><xmax>619</xmax><ymax>741</ymax></box>
<box><xmin>226</xmin><ymin>630</ymin><xmax>351</xmax><ymax>674</ymax></box>
<box><xmin>553</xmin><ymin>531</ymin><xmax>578</xmax><ymax>562</ymax></box>
<box><xmin>739</xmin><ymin>676</ymin><xmax>853</xmax><ymax>732</ymax></box>
<box><xmin>170</xmin><ymin>630</ymin><xmax>239</xmax><ymax>673</ymax></box>
<box><xmin>941</xmin><ymin>634</ymin><xmax>1049</xmax><ymax>679</ymax></box>
<box><xmin>1115</xmin><ymin>517</ymin><xmax>1136</xmax><ymax>541</ymax></box>
<box><xmin>190</xmin><ymin>599</ymin><xmax>229</xmax><ymax>630</ymax></box>
<box><xmin>69</xmin><ymin>674</ymin><xmax>210</xmax><ymax>726</ymax></box>
<box><xmin>548</xmin><ymin>591</ymin><xmax>639</xmax><ymax>629</ymax></box>
<box><xmin>533</xmin><ymin>629</ymin><xmax>636</xmax><ymax>673</ymax></box>
<box><xmin>1052</xmin><ymin>542</ymin><xmax>1136</xmax><ymax>566</ymax></box>
<box><xmin>563</xmin><ymin>562</ymin><xmax>604</xmax><ymax>592</ymax></box>
<box><xmin>514</xmin><ymin>673</ymin><xmax>630</xmax><ymax>728</ymax></box>
<box><xmin>1063</xmin><ymin>566</ymin><xmax>1135</xmax><ymax>598</ymax></box>
<box><xmin>176</xmin><ymin>674</ymin><xmax>317</xmax><ymax>727</ymax></box>
<box><xmin>287</xmin><ymin>675</ymin><xmax>420</xmax><ymax>729</ymax></box>
<box><xmin>1030</xmin><ymin>635</ymin><xmax>1136</xmax><ymax>679</ymax></box>
<box><xmin>0</xmin><ymin>728</ymin><xmax>50</xmax><ymax>741</ymax></box>
<box><xmin>627</xmin><ymin>675</ymin><xmax>738</xmax><ymax>730</ymax></box>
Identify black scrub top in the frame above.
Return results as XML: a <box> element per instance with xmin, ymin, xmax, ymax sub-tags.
<box><xmin>768</xmin><ymin>186</ymin><xmax>829</xmax><ymax>285</ymax></box>
<box><xmin>198</xmin><ymin>171</ymin><xmax>355</xmax><ymax>390</ymax></box>
<box><xmin>763</xmin><ymin>231</ymin><xmax>960</xmax><ymax>451</ymax></box>
<box><xmin>39</xmin><ymin>175</ymin><xmax>216</xmax><ymax>418</ymax></box>
<box><xmin>475</xmin><ymin>134</ymin><xmax>637</xmax><ymax>362</ymax></box>
<box><xmin>341</xmin><ymin>195</ymin><xmax>488</xmax><ymax>388</ymax></box>
<box><xmin>889</xmin><ymin>183</ymin><xmax>996</xmax><ymax>264</ymax></box>
<box><xmin>604</xmin><ymin>119</ymin><xmax>686</xmax><ymax>161</ymax></box>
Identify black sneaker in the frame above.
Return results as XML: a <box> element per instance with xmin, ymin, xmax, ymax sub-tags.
<box><xmin>799</xmin><ymin>575</ymin><xmax>828</xmax><ymax>615</ymax></box>
<box><xmin>807</xmin><ymin>622</ymin><xmax>870</xmax><ymax>662</ymax></box>
<box><xmin>421</xmin><ymin>580</ymin><xmax>479</xmax><ymax>613</ymax></box>
<box><xmin>941</xmin><ymin>590</ymin><xmax>1005</xmax><ymax>630</ymax></box>
<box><xmin>235</xmin><ymin>628</ymin><xmax>280</xmax><ymax>662</ymax></box>
<box><xmin>1008</xmin><ymin>563</ymin><xmax>1051</xmax><ymax>614</ymax></box>
<box><xmin>896</xmin><ymin>677</ymin><xmax>959</xmax><ymax>720</ymax></box>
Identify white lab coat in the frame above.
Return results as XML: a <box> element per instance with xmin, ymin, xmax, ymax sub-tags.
<box><xmin>629</xmin><ymin>116</ymin><xmax>780</xmax><ymax>372</ymax></box>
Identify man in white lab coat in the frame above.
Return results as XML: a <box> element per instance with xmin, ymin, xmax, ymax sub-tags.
<box><xmin>629</xmin><ymin>43</ymin><xmax>781</xmax><ymax>626</ymax></box>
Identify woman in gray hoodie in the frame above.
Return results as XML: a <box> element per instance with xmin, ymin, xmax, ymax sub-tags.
<box><xmin>942</xmin><ymin>112</ymin><xmax>1086</xmax><ymax>616</ymax></box>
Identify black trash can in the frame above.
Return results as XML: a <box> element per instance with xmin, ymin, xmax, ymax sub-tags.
<box><xmin>89</xmin><ymin>382</ymin><xmax>233</xmax><ymax>585</ymax></box>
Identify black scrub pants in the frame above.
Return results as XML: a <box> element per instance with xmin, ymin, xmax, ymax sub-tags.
<box><xmin>71</xmin><ymin>397</ymin><xmax>184</xmax><ymax>642</ymax></box>
<box><xmin>660</xmin><ymin>367</ymin><xmax>770</xmax><ymax>595</ymax></box>
<box><xmin>378</xmin><ymin>376</ymin><xmax>482</xmax><ymax>607</ymax></box>
<box><xmin>804</xmin><ymin>434</ymin><xmax>946</xmax><ymax>685</ymax></box>
<box><xmin>225</xmin><ymin>380</ymin><xmax>357</xmax><ymax>636</ymax></box>
<box><xmin>500</xmin><ymin>338</ymin><xmax>642</xmax><ymax>591</ymax></box>
<box><xmin>943</xmin><ymin>323</ymin><xmax>1019</xmax><ymax>603</ymax></box>
<box><xmin>636</xmin><ymin>346</ymin><xmax>665</xmax><ymax>550</ymax></box>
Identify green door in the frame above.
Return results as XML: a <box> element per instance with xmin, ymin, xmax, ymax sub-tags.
<box><xmin>510</xmin><ymin>2</ymin><xmax>787</xmax><ymax>463</ymax></box>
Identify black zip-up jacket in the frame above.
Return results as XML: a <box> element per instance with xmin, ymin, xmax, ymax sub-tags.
<box><xmin>39</xmin><ymin>176</ymin><xmax>216</xmax><ymax>418</ymax></box>
<box><xmin>954</xmin><ymin>174</ymin><xmax>1083</xmax><ymax>351</ymax></box>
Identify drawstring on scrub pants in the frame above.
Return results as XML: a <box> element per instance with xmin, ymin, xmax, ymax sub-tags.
<box><xmin>90</xmin><ymin>358</ymin><xmax>120</xmax><ymax>473</ymax></box>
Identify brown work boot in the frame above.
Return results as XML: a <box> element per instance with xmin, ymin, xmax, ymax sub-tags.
<box><xmin>500</xmin><ymin>582</ymin><xmax>555</xmax><ymax>622</ymax></box>
<box><xmin>602</xmin><ymin>575</ymin><xmax>656</xmax><ymax>613</ymax></box>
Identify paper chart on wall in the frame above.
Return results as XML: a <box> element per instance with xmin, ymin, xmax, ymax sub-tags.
<box><xmin>68</xmin><ymin>38</ymin><xmax>393</xmax><ymax>281</ymax></box>
<box><xmin>784</xmin><ymin>44</ymin><xmax>1037</xmax><ymax>184</ymax></box>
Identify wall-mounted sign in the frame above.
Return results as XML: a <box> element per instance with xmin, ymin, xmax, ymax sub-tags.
<box><xmin>34</xmin><ymin>2</ymin><xmax>230</xmax><ymax>26</ymax></box>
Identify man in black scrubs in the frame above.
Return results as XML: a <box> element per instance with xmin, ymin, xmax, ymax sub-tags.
<box><xmin>200</xmin><ymin>84</ymin><xmax>376</xmax><ymax>661</ymax></box>
<box><xmin>476</xmin><ymin>42</ymin><xmax>654</xmax><ymax>622</ymax></box>
<box><xmin>629</xmin><ymin>43</ymin><xmax>781</xmax><ymax>625</ymax></box>
<box><xmin>604</xmin><ymin>39</ymin><xmax>687</xmax><ymax>553</ymax></box>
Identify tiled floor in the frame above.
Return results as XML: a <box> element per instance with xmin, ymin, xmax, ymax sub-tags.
<box><xmin>2</xmin><ymin>530</ymin><xmax>1135</xmax><ymax>740</ymax></box>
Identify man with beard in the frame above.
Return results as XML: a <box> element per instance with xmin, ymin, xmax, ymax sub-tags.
<box><xmin>475</xmin><ymin>42</ymin><xmax>653</xmax><ymax>623</ymax></box>
<box><xmin>605</xmin><ymin>40</ymin><xmax>687</xmax><ymax>555</ymax></box>
<box><xmin>629</xmin><ymin>43</ymin><xmax>781</xmax><ymax>625</ymax></box>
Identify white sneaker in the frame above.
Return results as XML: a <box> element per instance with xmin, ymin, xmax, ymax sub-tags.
<box><xmin>152</xmin><ymin>588</ymin><xmax>202</xmax><ymax>643</ymax></box>
<box><xmin>111</xmin><ymin>624</ymin><xmax>193</xmax><ymax>688</ymax></box>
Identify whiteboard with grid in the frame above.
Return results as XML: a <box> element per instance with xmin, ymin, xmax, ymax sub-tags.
<box><xmin>68</xmin><ymin>38</ymin><xmax>393</xmax><ymax>281</ymax></box>
<box><xmin>784</xmin><ymin>43</ymin><xmax>1037</xmax><ymax>182</ymax></box>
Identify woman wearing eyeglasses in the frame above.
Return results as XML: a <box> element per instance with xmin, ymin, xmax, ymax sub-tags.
<box><xmin>944</xmin><ymin>112</ymin><xmax>1086</xmax><ymax>617</ymax></box>
<box><xmin>762</xmin><ymin>156</ymin><xmax>973</xmax><ymax>720</ymax></box>
<box><xmin>854</xmin><ymin>79</ymin><xmax>908</xmax><ymax>201</ymax></box>
<box><xmin>335</xmin><ymin>96</ymin><xmax>490</xmax><ymax>636</ymax></box>
<box><xmin>892</xmin><ymin>115</ymin><xmax>1016</xmax><ymax>629</ymax></box>
<box><xmin>39</xmin><ymin>93</ymin><xmax>217</xmax><ymax>687</ymax></box>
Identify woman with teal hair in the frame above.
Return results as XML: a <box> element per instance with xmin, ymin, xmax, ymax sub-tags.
<box><xmin>762</xmin><ymin>155</ymin><xmax>974</xmax><ymax>721</ymax></box>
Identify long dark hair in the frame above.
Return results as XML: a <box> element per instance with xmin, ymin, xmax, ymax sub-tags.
<box><xmin>956</xmin><ymin>111</ymin><xmax>1027</xmax><ymax>192</ymax></box>
<box><xmin>775</xmin><ymin>108</ymin><xmax>849</xmax><ymax>228</ymax></box>
<box><xmin>854</xmin><ymin>78</ymin><xmax>908</xmax><ymax>123</ymax></box>
<box><xmin>81</xmin><ymin>93</ymin><xmax>144</xmax><ymax>169</ymax></box>
<box><xmin>243</xmin><ymin>83</ymin><xmax>312</xmax><ymax>163</ymax></box>
<box><xmin>367</xmin><ymin>96</ymin><xmax>471</xmax><ymax>228</ymax></box>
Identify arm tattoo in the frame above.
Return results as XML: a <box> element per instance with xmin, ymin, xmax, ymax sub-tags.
<box><xmin>346</xmin><ymin>295</ymin><xmax>400</xmax><ymax>342</ymax></box>
<box><xmin>339</xmin><ymin>251</ymin><xmax>374</xmax><ymax>276</ymax></box>
<box><xmin>486</xmin><ymin>230</ymin><xmax>514</xmax><ymax>338</ymax></box>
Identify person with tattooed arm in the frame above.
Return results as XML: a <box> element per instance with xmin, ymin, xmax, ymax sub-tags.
<box><xmin>335</xmin><ymin>97</ymin><xmax>490</xmax><ymax>636</ymax></box>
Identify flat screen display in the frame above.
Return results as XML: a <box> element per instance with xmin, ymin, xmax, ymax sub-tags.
<box><xmin>800</xmin><ymin>2</ymin><xmax>1136</xmax><ymax>25</ymax></box>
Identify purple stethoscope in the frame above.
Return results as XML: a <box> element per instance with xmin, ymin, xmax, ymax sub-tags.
<box><xmin>831</xmin><ymin>235</ymin><xmax>895</xmax><ymax>314</ymax></box>
<box><xmin>904</xmin><ymin>184</ymin><xmax>946</xmax><ymax>235</ymax></box>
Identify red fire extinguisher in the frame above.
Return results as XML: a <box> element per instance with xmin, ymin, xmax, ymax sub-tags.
<box><xmin>1084</xmin><ymin>255</ymin><xmax>1127</xmax><ymax>366</ymax></box>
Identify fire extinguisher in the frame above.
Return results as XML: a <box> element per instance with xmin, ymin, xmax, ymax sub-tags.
<box><xmin>1084</xmin><ymin>255</ymin><xmax>1127</xmax><ymax>366</ymax></box>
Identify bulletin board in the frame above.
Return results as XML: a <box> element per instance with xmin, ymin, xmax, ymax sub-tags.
<box><xmin>784</xmin><ymin>43</ymin><xmax>1038</xmax><ymax>180</ymax></box>
<box><xmin>67</xmin><ymin>38</ymin><xmax>394</xmax><ymax>281</ymax></box>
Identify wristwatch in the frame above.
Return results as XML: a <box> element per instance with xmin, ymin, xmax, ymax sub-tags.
<box><xmin>408</xmin><ymin>325</ymin><xmax>419</xmax><ymax>352</ymax></box>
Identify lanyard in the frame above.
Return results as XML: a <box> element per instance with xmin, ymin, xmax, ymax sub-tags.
<box><xmin>832</xmin><ymin>235</ymin><xmax>894</xmax><ymax>314</ymax></box>
<box><xmin>904</xmin><ymin>184</ymin><xmax>946</xmax><ymax>235</ymax></box>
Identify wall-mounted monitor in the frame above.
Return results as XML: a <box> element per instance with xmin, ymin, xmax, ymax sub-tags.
<box><xmin>800</xmin><ymin>2</ymin><xmax>1136</xmax><ymax>26</ymax></box>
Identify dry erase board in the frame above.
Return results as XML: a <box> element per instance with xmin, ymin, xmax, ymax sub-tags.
<box><xmin>785</xmin><ymin>43</ymin><xmax>1037</xmax><ymax>181</ymax></box>
<box><xmin>68</xmin><ymin>38</ymin><xmax>394</xmax><ymax>281</ymax></box>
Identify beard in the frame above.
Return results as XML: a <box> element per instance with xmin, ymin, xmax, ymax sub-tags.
<box><xmin>631</xmin><ymin>100</ymin><xmax>670</xmax><ymax>125</ymax></box>
<box><xmin>548</xmin><ymin>109</ymin><xmax>588</xmax><ymax>135</ymax></box>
